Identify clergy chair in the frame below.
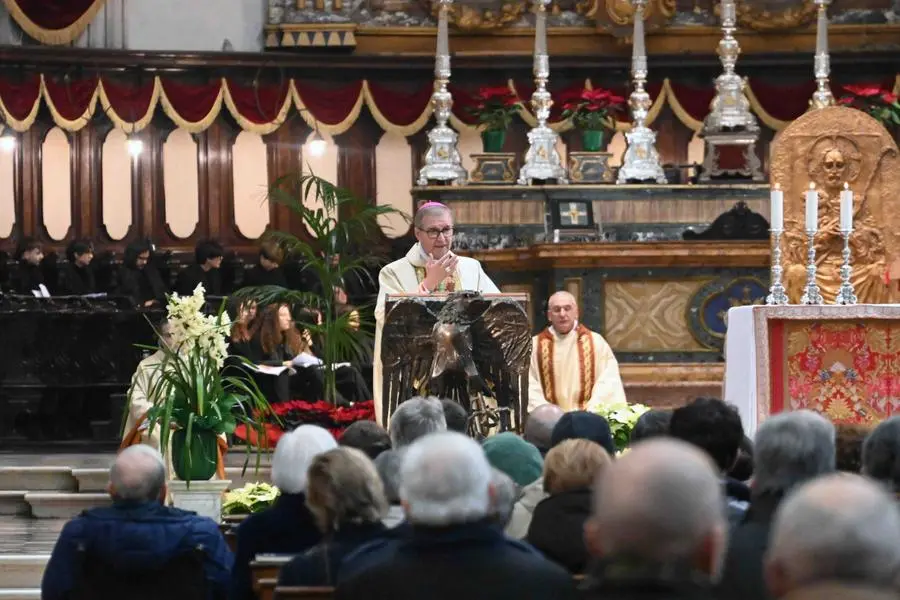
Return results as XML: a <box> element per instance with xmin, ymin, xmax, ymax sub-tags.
<box><xmin>71</xmin><ymin>543</ymin><xmax>209</xmax><ymax>600</ymax></box>
<box><xmin>274</xmin><ymin>586</ymin><xmax>335</xmax><ymax>599</ymax></box>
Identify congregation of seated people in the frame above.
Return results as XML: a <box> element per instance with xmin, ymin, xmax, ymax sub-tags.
<box><xmin>43</xmin><ymin>393</ymin><xmax>900</xmax><ymax>600</ymax></box>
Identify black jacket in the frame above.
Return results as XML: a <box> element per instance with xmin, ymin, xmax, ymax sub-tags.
<box><xmin>229</xmin><ymin>493</ymin><xmax>322</xmax><ymax>600</ymax></box>
<box><xmin>57</xmin><ymin>262</ymin><xmax>96</xmax><ymax>296</ymax></box>
<box><xmin>580</xmin><ymin>558</ymin><xmax>718</xmax><ymax>600</ymax></box>
<box><xmin>8</xmin><ymin>262</ymin><xmax>44</xmax><ymax>295</ymax></box>
<box><xmin>336</xmin><ymin>520</ymin><xmax>576</xmax><ymax>600</ymax></box>
<box><xmin>527</xmin><ymin>488</ymin><xmax>593</xmax><ymax>574</ymax></box>
<box><xmin>715</xmin><ymin>492</ymin><xmax>784</xmax><ymax>600</ymax></box>
<box><xmin>243</xmin><ymin>265</ymin><xmax>287</xmax><ymax>289</ymax></box>
<box><xmin>278</xmin><ymin>522</ymin><xmax>387</xmax><ymax>587</ymax></box>
<box><xmin>116</xmin><ymin>265</ymin><xmax>167</xmax><ymax>307</ymax></box>
<box><xmin>176</xmin><ymin>264</ymin><xmax>222</xmax><ymax>297</ymax></box>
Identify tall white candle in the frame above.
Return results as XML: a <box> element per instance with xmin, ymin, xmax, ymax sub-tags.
<box><xmin>805</xmin><ymin>183</ymin><xmax>818</xmax><ymax>232</ymax></box>
<box><xmin>840</xmin><ymin>183</ymin><xmax>853</xmax><ymax>231</ymax></box>
<box><xmin>770</xmin><ymin>183</ymin><xmax>784</xmax><ymax>231</ymax></box>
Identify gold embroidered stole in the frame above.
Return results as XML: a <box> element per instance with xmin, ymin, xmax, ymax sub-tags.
<box><xmin>536</xmin><ymin>324</ymin><xmax>597</xmax><ymax>409</ymax></box>
<box><xmin>414</xmin><ymin>265</ymin><xmax>462</xmax><ymax>292</ymax></box>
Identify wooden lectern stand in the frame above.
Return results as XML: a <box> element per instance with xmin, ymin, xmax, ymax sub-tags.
<box><xmin>380</xmin><ymin>292</ymin><xmax>531</xmax><ymax>435</ymax></box>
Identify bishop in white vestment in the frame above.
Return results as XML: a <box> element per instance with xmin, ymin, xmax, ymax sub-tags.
<box><xmin>528</xmin><ymin>291</ymin><xmax>626</xmax><ymax>413</ymax></box>
<box><xmin>374</xmin><ymin>202</ymin><xmax>499</xmax><ymax>424</ymax></box>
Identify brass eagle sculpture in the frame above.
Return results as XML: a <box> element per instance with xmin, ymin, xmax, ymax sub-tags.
<box><xmin>380</xmin><ymin>291</ymin><xmax>532</xmax><ymax>436</ymax></box>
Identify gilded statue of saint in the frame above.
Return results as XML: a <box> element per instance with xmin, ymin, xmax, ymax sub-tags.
<box><xmin>784</xmin><ymin>139</ymin><xmax>890</xmax><ymax>304</ymax></box>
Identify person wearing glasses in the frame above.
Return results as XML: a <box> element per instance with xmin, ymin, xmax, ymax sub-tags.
<box><xmin>373</xmin><ymin>202</ymin><xmax>499</xmax><ymax>426</ymax></box>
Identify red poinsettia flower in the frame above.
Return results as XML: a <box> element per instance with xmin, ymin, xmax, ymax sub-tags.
<box><xmin>843</xmin><ymin>84</ymin><xmax>884</xmax><ymax>97</ymax></box>
<box><xmin>883</xmin><ymin>92</ymin><xmax>899</xmax><ymax>104</ymax></box>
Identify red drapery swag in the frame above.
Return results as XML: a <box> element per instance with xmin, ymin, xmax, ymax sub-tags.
<box><xmin>1</xmin><ymin>0</ymin><xmax>107</xmax><ymax>45</ymax></box>
<box><xmin>0</xmin><ymin>72</ymin><xmax>897</xmax><ymax>136</ymax></box>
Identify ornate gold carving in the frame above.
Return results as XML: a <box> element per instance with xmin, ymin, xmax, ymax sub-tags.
<box><xmin>422</xmin><ymin>0</ymin><xmax>526</xmax><ymax>31</ymax></box>
<box><xmin>770</xmin><ymin>106</ymin><xmax>900</xmax><ymax>304</ymax></box>
<box><xmin>735</xmin><ymin>0</ymin><xmax>817</xmax><ymax>31</ymax></box>
<box><xmin>590</xmin><ymin>0</ymin><xmax>675</xmax><ymax>33</ymax></box>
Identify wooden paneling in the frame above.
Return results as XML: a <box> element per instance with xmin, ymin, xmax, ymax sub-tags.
<box><xmin>335</xmin><ymin>109</ymin><xmax>383</xmax><ymax>210</ymax></box>
<box><xmin>264</xmin><ymin>118</ymin><xmax>311</xmax><ymax>243</ymax></box>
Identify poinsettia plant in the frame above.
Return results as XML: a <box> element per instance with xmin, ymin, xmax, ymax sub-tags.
<box><xmin>560</xmin><ymin>88</ymin><xmax>627</xmax><ymax>131</ymax></box>
<box><xmin>838</xmin><ymin>84</ymin><xmax>900</xmax><ymax>126</ymax></box>
<box><xmin>467</xmin><ymin>86</ymin><xmax>521</xmax><ymax>131</ymax></box>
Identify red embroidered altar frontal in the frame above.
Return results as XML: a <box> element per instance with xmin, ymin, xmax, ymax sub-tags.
<box><xmin>769</xmin><ymin>318</ymin><xmax>900</xmax><ymax>424</ymax></box>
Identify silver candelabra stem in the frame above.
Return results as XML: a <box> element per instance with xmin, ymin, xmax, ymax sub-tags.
<box><xmin>617</xmin><ymin>0</ymin><xmax>666</xmax><ymax>184</ymax></box>
<box><xmin>417</xmin><ymin>0</ymin><xmax>467</xmax><ymax>186</ymax></box>
<box><xmin>800</xmin><ymin>230</ymin><xmax>823</xmax><ymax>305</ymax></box>
<box><xmin>810</xmin><ymin>0</ymin><xmax>835</xmax><ymax>109</ymax></box>
<box><xmin>766</xmin><ymin>230</ymin><xmax>789</xmax><ymax>305</ymax></box>
<box><xmin>518</xmin><ymin>0</ymin><xmax>567</xmax><ymax>185</ymax></box>
<box><xmin>835</xmin><ymin>229</ymin><xmax>858</xmax><ymax>305</ymax></box>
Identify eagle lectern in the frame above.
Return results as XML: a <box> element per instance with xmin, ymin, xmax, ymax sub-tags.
<box><xmin>380</xmin><ymin>292</ymin><xmax>531</xmax><ymax>437</ymax></box>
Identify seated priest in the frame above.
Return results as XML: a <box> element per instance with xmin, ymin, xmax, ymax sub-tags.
<box><xmin>374</xmin><ymin>202</ymin><xmax>499</xmax><ymax>425</ymax></box>
<box><xmin>8</xmin><ymin>237</ymin><xmax>45</xmax><ymax>295</ymax></box>
<box><xmin>175</xmin><ymin>239</ymin><xmax>224</xmax><ymax>297</ymax></box>
<box><xmin>57</xmin><ymin>239</ymin><xmax>96</xmax><ymax>296</ymax></box>
<box><xmin>116</xmin><ymin>241</ymin><xmax>168</xmax><ymax>308</ymax></box>
<box><xmin>247</xmin><ymin>303</ymin><xmax>370</xmax><ymax>405</ymax></box>
<box><xmin>528</xmin><ymin>291</ymin><xmax>626</xmax><ymax>413</ymax></box>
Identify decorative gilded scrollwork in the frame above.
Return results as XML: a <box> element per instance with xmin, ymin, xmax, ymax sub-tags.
<box><xmin>735</xmin><ymin>0</ymin><xmax>817</xmax><ymax>31</ymax></box>
<box><xmin>590</xmin><ymin>0</ymin><xmax>676</xmax><ymax>33</ymax></box>
<box><xmin>422</xmin><ymin>0</ymin><xmax>527</xmax><ymax>31</ymax></box>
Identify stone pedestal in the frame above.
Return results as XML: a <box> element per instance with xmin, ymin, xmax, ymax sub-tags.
<box><xmin>169</xmin><ymin>479</ymin><xmax>231</xmax><ymax>522</ymax></box>
<box><xmin>471</xmin><ymin>153</ymin><xmax>517</xmax><ymax>184</ymax></box>
<box><xmin>568</xmin><ymin>152</ymin><xmax>613</xmax><ymax>183</ymax></box>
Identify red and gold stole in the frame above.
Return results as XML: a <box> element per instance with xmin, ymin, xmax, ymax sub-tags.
<box><xmin>536</xmin><ymin>323</ymin><xmax>597</xmax><ymax>409</ymax></box>
<box><xmin>414</xmin><ymin>266</ymin><xmax>461</xmax><ymax>292</ymax></box>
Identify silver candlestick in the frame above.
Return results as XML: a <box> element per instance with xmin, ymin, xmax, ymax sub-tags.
<box><xmin>835</xmin><ymin>229</ymin><xmax>857</xmax><ymax>305</ymax></box>
<box><xmin>417</xmin><ymin>0</ymin><xmax>467</xmax><ymax>186</ymax></box>
<box><xmin>518</xmin><ymin>0</ymin><xmax>567</xmax><ymax>185</ymax></box>
<box><xmin>810</xmin><ymin>0</ymin><xmax>835</xmax><ymax>109</ymax></box>
<box><xmin>766</xmin><ymin>230</ymin><xmax>789</xmax><ymax>305</ymax></box>
<box><xmin>617</xmin><ymin>0</ymin><xmax>666</xmax><ymax>184</ymax></box>
<box><xmin>800</xmin><ymin>229</ymin><xmax>823</xmax><ymax>305</ymax></box>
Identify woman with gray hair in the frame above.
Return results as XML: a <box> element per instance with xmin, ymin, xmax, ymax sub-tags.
<box><xmin>278</xmin><ymin>447</ymin><xmax>390</xmax><ymax>586</ymax></box>
<box><xmin>230</xmin><ymin>425</ymin><xmax>337</xmax><ymax>600</ymax></box>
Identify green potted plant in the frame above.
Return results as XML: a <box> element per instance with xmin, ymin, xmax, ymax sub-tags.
<box><xmin>468</xmin><ymin>86</ymin><xmax>522</xmax><ymax>152</ymax></box>
<box><xmin>838</xmin><ymin>84</ymin><xmax>900</xmax><ymax>127</ymax></box>
<box><xmin>235</xmin><ymin>173</ymin><xmax>403</xmax><ymax>405</ymax></box>
<box><xmin>560</xmin><ymin>88</ymin><xmax>626</xmax><ymax>152</ymax></box>
<box><xmin>140</xmin><ymin>285</ymin><xmax>273</xmax><ymax>483</ymax></box>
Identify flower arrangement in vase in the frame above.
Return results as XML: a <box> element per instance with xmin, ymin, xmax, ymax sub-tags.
<box><xmin>838</xmin><ymin>84</ymin><xmax>900</xmax><ymax>127</ymax></box>
<box><xmin>560</xmin><ymin>88</ymin><xmax>626</xmax><ymax>152</ymax></box>
<box><xmin>468</xmin><ymin>86</ymin><xmax>522</xmax><ymax>152</ymax></box>
<box><xmin>591</xmin><ymin>399</ymin><xmax>650</xmax><ymax>453</ymax></box>
<box><xmin>140</xmin><ymin>285</ymin><xmax>272</xmax><ymax>482</ymax></box>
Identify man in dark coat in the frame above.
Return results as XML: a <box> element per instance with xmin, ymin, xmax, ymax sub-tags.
<box><xmin>116</xmin><ymin>241</ymin><xmax>168</xmax><ymax>307</ymax></box>
<box><xmin>8</xmin><ymin>237</ymin><xmax>45</xmax><ymax>295</ymax></box>
<box><xmin>57</xmin><ymin>239</ymin><xmax>96</xmax><ymax>295</ymax></box>
<box><xmin>580</xmin><ymin>439</ymin><xmax>727</xmax><ymax>600</ymax></box>
<box><xmin>337</xmin><ymin>431</ymin><xmax>576</xmax><ymax>600</ymax></box>
<box><xmin>175</xmin><ymin>239</ymin><xmax>224</xmax><ymax>297</ymax></box>
<box><xmin>716</xmin><ymin>411</ymin><xmax>836</xmax><ymax>600</ymax></box>
<box><xmin>41</xmin><ymin>445</ymin><xmax>232</xmax><ymax>600</ymax></box>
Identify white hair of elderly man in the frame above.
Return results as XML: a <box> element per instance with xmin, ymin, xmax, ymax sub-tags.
<box><xmin>399</xmin><ymin>431</ymin><xmax>492</xmax><ymax>526</ymax></box>
<box><xmin>753</xmin><ymin>410</ymin><xmax>835</xmax><ymax>496</ymax></box>
<box><xmin>766</xmin><ymin>473</ymin><xmax>900</xmax><ymax>598</ymax></box>
<box><xmin>272</xmin><ymin>425</ymin><xmax>337</xmax><ymax>494</ymax></box>
<box><xmin>389</xmin><ymin>396</ymin><xmax>447</xmax><ymax>448</ymax></box>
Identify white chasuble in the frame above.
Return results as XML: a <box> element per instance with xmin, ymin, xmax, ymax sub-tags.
<box><xmin>373</xmin><ymin>243</ymin><xmax>500</xmax><ymax>425</ymax></box>
<box><xmin>527</xmin><ymin>324</ymin><xmax>626</xmax><ymax>413</ymax></box>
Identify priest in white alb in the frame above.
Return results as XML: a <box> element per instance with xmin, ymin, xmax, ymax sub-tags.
<box><xmin>374</xmin><ymin>202</ymin><xmax>499</xmax><ymax>424</ymax></box>
<box><xmin>528</xmin><ymin>290</ymin><xmax>626</xmax><ymax>413</ymax></box>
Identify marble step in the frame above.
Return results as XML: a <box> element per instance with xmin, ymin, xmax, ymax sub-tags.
<box><xmin>0</xmin><ymin>555</ymin><xmax>48</xmax><ymax>589</ymax></box>
<box><xmin>0</xmin><ymin>590</ymin><xmax>40</xmax><ymax>599</ymax></box>
<box><xmin>25</xmin><ymin>493</ymin><xmax>111</xmax><ymax>519</ymax></box>
<box><xmin>70</xmin><ymin>466</ymin><xmax>271</xmax><ymax>493</ymax></box>
<box><xmin>71</xmin><ymin>468</ymin><xmax>108</xmax><ymax>493</ymax></box>
<box><xmin>0</xmin><ymin>468</ymin><xmax>76</xmax><ymax>493</ymax></box>
<box><xmin>0</xmin><ymin>493</ymin><xmax>30</xmax><ymax>517</ymax></box>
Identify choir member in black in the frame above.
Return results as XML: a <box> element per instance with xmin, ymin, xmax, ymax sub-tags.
<box><xmin>116</xmin><ymin>241</ymin><xmax>167</xmax><ymax>308</ymax></box>
<box><xmin>227</xmin><ymin>298</ymin><xmax>258</xmax><ymax>359</ymax></box>
<box><xmin>8</xmin><ymin>237</ymin><xmax>45</xmax><ymax>295</ymax></box>
<box><xmin>56</xmin><ymin>239</ymin><xmax>96</xmax><ymax>295</ymax></box>
<box><xmin>175</xmin><ymin>239</ymin><xmax>224</xmax><ymax>297</ymax></box>
<box><xmin>243</xmin><ymin>240</ymin><xmax>288</xmax><ymax>288</ymax></box>
<box><xmin>250</xmin><ymin>304</ymin><xmax>371</xmax><ymax>406</ymax></box>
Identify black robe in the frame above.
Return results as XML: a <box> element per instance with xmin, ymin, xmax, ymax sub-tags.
<box><xmin>243</xmin><ymin>265</ymin><xmax>287</xmax><ymax>288</ymax></box>
<box><xmin>115</xmin><ymin>265</ymin><xmax>168</xmax><ymax>307</ymax></box>
<box><xmin>8</xmin><ymin>262</ymin><xmax>45</xmax><ymax>295</ymax></box>
<box><xmin>175</xmin><ymin>264</ymin><xmax>222</xmax><ymax>297</ymax></box>
<box><xmin>56</xmin><ymin>263</ymin><xmax>96</xmax><ymax>296</ymax></box>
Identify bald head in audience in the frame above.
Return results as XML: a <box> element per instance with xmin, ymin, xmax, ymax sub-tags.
<box><xmin>585</xmin><ymin>439</ymin><xmax>727</xmax><ymax>579</ymax></box>
<box><xmin>766</xmin><ymin>474</ymin><xmax>900</xmax><ymax>597</ymax></box>
<box><xmin>525</xmin><ymin>404</ymin><xmax>565</xmax><ymax>454</ymax></box>
<box><xmin>108</xmin><ymin>445</ymin><xmax>167</xmax><ymax>503</ymax></box>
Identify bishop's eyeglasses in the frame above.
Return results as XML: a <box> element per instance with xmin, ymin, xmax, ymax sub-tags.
<box><xmin>418</xmin><ymin>227</ymin><xmax>454</xmax><ymax>239</ymax></box>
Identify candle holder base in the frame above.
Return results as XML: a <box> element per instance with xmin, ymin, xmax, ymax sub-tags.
<box><xmin>800</xmin><ymin>230</ymin><xmax>823</xmax><ymax>305</ymax></box>
<box><xmin>835</xmin><ymin>229</ymin><xmax>857</xmax><ymax>305</ymax></box>
<box><xmin>766</xmin><ymin>230</ymin><xmax>789</xmax><ymax>305</ymax></box>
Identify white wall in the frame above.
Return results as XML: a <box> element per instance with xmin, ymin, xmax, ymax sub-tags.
<box><xmin>124</xmin><ymin>0</ymin><xmax>264</xmax><ymax>52</ymax></box>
